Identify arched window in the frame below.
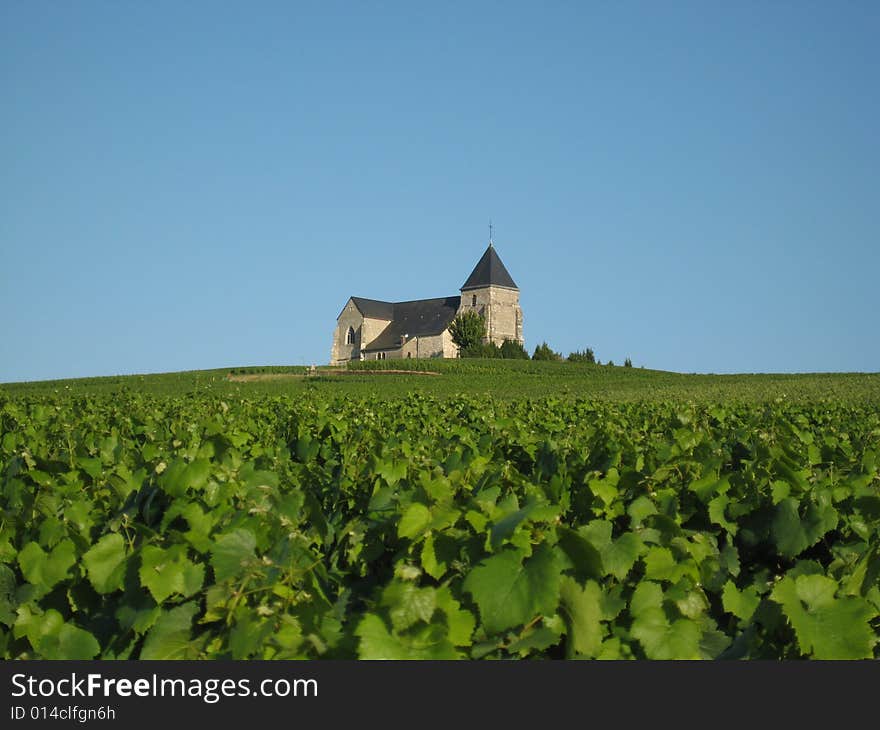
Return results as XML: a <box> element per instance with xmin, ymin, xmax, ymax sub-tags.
<box><xmin>472</xmin><ymin>294</ymin><xmax>477</xmax><ymax>307</ymax></box>
<box><xmin>346</xmin><ymin>326</ymin><xmax>356</xmax><ymax>345</ymax></box>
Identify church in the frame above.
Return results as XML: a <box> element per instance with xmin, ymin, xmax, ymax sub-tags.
<box><xmin>331</xmin><ymin>243</ymin><xmax>523</xmax><ymax>364</ymax></box>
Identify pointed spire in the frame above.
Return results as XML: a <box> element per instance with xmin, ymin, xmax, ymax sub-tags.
<box><xmin>461</xmin><ymin>244</ymin><xmax>518</xmax><ymax>291</ymax></box>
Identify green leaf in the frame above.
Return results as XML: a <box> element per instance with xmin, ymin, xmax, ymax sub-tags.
<box><xmin>380</xmin><ymin>581</ymin><xmax>437</xmax><ymax>632</ymax></box>
<box><xmin>0</xmin><ymin>565</ymin><xmax>17</xmax><ymax>626</ymax></box>
<box><xmin>772</xmin><ymin>498</ymin><xmax>809</xmax><ymax>558</ymax></box>
<box><xmin>631</xmin><ymin>607</ymin><xmax>701</xmax><ymax>660</ymax></box>
<box><xmin>18</xmin><ymin>540</ymin><xmax>75</xmax><ymax>590</ymax></box>
<box><xmin>420</xmin><ymin>533</ymin><xmax>452</xmax><ymax>580</ymax></box>
<box><xmin>140</xmin><ymin>602</ymin><xmax>200</xmax><ymax>659</ymax></box>
<box><xmin>580</xmin><ymin>520</ymin><xmax>613</xmax><ymax>550</ymax></box>
<box><xmin>506</xmin><ymin>625</ymin><xmax>563</xmax><ymax>655</ymax></box>
<box><xmin>490</xmin><ymin>505</ymin><xmax>534</xmax><ymax>550</ymax></box>
<box><xmin>627</xmin><ymin>496</ymin><xmax>658</xmax><ymax>526</ymax></box>
<box><xmin>139</xmin><ymin>545</ymin><xmax>204</xmax><ymax>603</ymax></box>
<box><xmin>82</xmin><ymin>533</ymin><xmax>128</xmax><ymax>594</ymax></box>
<box><xmin>211</xmin><ymin>528</ymin><xmax>257</xmax><ymax>581</ymax></box>
<box><xmin>40</xmin><ymin>623</ymin><xmax>101</xmax><ymax>660</ymax></box>
<box><xmin>601</xmin><ymin>532</ymin><xmax>643</xmax><ymax>580</ymax></box>
<box><xmin>688</xmin><ymin>474</ymin><xmax>728</xmax><ymax>503</ymax></box>
<box><xmin>355</xmin><ymin>614</ymin><xmax>459</xmax><ymax>659</ymax></box>
<box><xmin>643</xmin><ymin>546</ymin><xmax>676</xmax><ymax>582</ymax></box>
<box><xmin>629</xmin><ymin>581</ymin><xmax>663</xmax><ymax>617</ymax></box>
<box><xmin>770</xmin><ymin>574</ymin><xmax>876</xmax><ymax>659</ymax></box>
<box><xmin>435</xmin><ymin>587</ymin><xmax>475</xmax><ymax>647</ymax></box>
<box><xmin>228</xmin><ymin>613</ymin><xmax>273</xmax><ymax>659</ymax></box>
<box><xmin>463</xmin><ymin>545</ymin><xmax>562</xmax><ymax>634</ymax></box>
<box><xmin>557</xmin><ymin>527</ymin><xmax>603</xmax><ymax>582</ymax></box>
<box><xmin>589</xmin><ymin>469</ymin><xmax>619</xmax><ymax>506</ymax></box>
<box><xmin>159</xmin><ymin>458</ymin><xmax>213</xmax><ymax>497</ymax></box>
<box><xmin>14</xmin><ymin>606</ymin><xmax>59</xmax><ymax>648</ymax></box>
<box><xmin>708</xmin><ymin>495</ymin><xmax>738</xmax><ymax>535</ymax></box>
<box><xmin>376</xmin><ymin>459</ymin><xmax>407</xmax><ymax>486</ymax></box>
<box><xmin>559</xmin><ymin>577</ymin><xmax>603</xmax><ymax>657</ymax></box>
<box><xmin>115</xmin><ymin>592</ymin><xmax>160</xmax><ymax>635</ymax></box>
<box><xmin>398</xmin><ymin>503</ymin><xmax>432</xmax><ymax>540</ymax></box>
<box><xmin>721</xmin><ymin>581</ymin><xmax>760</xmax><ymax>622</ymax></box>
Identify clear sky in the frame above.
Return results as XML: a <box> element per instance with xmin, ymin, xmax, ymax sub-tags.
<box><xmin>2</xmin><ymin>1</ymin><xmax>878</xmax><ymax>382</ymax></box>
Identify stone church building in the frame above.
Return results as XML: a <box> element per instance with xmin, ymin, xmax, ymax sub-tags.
<box><xmin>331</xmin><ymin>244</ymin><xmax>523</xmax><ymax>364</ymax></box>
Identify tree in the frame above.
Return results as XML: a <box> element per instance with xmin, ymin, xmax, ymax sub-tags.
<box><xmin>449</xmin><ymin>311</ymin><xmax>486</xmax><ymax>351</ymax></box>
<box><xmin>500</xmin><ymin>339</ymin><xmax>529</xmax><ymax>359</ymax></box>
<box><xmin>624</xmin><ymin>357</ymin><xmax>632</xmax><ymax>368</ymax></box>
<box><xmin>461</xmin><ymin>341</ymin><xmax>501</xmax><ymax>358</ymax></box>
<box><xmin>568</xmin><ymin>348</ymin><xmax>595</xmax><ymax>363</ymax></box>
<box><xmin>532</xmin><ymin>342</ymin><xmax>561</xmax><ymax>361</ymax></box>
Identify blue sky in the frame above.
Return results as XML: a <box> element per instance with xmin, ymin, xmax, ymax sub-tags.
<box><xmin>2</xmin><ymin>1</ymin><xmax>878</xmax><ymax>381</ymax></box>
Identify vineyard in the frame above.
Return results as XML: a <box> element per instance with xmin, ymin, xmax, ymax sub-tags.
<box><xmin>1</xmin><ymin>364</ymin><xmax>879</xmax><ymax>659</ymax></box>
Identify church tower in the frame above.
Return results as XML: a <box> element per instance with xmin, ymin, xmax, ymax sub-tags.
<box><xmin>458</xmin><ymin>243</ymin><xmax>524</xmax><ymax>346</ymax></box>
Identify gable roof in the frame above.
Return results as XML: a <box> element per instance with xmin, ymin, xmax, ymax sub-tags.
<box><xmin>347</xmin><ymin>297</ymin><xmax>394</xmax><ymax>320</ymax></box>
<box><xmin>362</xmin><ymin>296</ymin><xmax>461</xmax><ymax>352</ymax></box>
<box><xmin>461</xmin><ymin>245</ymin><xmax>518</xmax><ymax>291</ymax></box>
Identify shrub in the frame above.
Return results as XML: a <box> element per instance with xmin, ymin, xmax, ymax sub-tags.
<box><xmin>568</xmin><ymin>348</ymin><xmax>596</xmax><ymax>364</ymax></box>
<box><xmin>532</xmin><ymin>342</ymin><xmax>561</xmax><ymax>361</ymax></box>
<box><xmin>500</xmin><ymin>339</ymin><xmax>529</xmax><ymax>359</ymax></box>
<box><xmin>461</xmin><ymin>342</ymin><xmax>502</xmax><ymax>358</ymax></box>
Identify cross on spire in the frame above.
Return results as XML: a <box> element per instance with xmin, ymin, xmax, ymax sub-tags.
<box><xmin>488</xmin><ymin>219</ymin><xmax>494</xmax><ymax>247</ymax></box>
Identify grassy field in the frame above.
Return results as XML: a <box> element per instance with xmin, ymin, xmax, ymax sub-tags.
<box><xmin>3</xmin><ymin>359</ymin><xmax>879</xmax><ymax>403</ymax></box>
<box><xmin>1</xmin><ymin>360</ymin><xmax>878</xmax><ymax>660</ymax></box>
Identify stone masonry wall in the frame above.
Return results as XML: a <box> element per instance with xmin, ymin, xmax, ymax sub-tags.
<box><xmin>331</xmin><ymin>299</ymin><xmax>394</xmax><ymax>364</ymax></box>
<box><xmin>456</xmin><ymin>286</ymin><xmax>523</xmax><ymax>346</ymax></box>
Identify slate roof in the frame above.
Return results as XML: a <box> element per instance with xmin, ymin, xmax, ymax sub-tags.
<box><xmin>348</xmin><ymin>297</ymin><xmax>395</xmax><ymax>320</ymax></box>
<box><xmin>360</xmin><ymin>296</ymin><xmax>462</xmax><ymax>352</ymax></box>
<box><xmin>460</xmin><ymin>245</ymin><xmax>518</xmax><ymax>291</ymax></box>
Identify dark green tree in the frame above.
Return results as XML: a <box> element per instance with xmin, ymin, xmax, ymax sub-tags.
<box><xmin>624</xmin><ymin>357</ymin><xmax>633</xmax><ymax>368</ymax></box>
<box><xmin>568</xmin><ymin>348</ymin><xmax>596</xmax><ymax>363</ymax></box>
<box><xmin>461</xmin><ymin>341</ymin><xmax>502</xmax><ymax>358</ymax></box>
<box><xmin>500</xmin><ymin>339</ymin><xmax>529</xmax><ymax>359</ymax></box>
<box><xmin>532</xmin><ymin>342</ymin><xmax>561</xmax><ymax>361</ymax></box>
<box><xmin>449</xmin><ymin>311</ymin><xmax>486</xmax><ymax>350</ymax></box>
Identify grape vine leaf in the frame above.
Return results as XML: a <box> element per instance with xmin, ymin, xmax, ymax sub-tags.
<box><xmin>721</xmin><ymin>580</ymin><xmax>760</xmax><ymax>622</ymax></box>
<box><xmin>559</xmin><ymin>577</ymin><xmax>603</xmax><ymax>657</ymax></box>
<box><xmin>140</xmin><ymin>602</ymin><xmax>200</xmax><ymax>659</ymax></box>
<box><xmin>39</xmin><ymin>623</ymin><xmax>101</xmax><ymax>660</ymax></box>
<box><xmin>463</xmin><ymin>544</ymin><xmax>562</xmax><ymax>634</ymax></box>
<box><xmin>398</xmin><ymin>503</ymin><xmax>432</xmax><ymax>540</ymax></box>
<box><xmin>139</xmin><ymin>545</ymin><xmax>204</xmax><ymax>603</ymax></box>
<box><xmin>82</xmin><ymin>533</ymin><xmax>128</xmax><ymax>594</ymax></box>
<box><xmin>355</xmin><ymin>614</ymin><xmax>460</xmax><ymax>659</ymax></box>
<box><xmin>211</xmin><ymin>528</ymin><xmax>257</xmax><ymax>581</ymax></box>
<box><xmin>380</xmin><ymin>581</ymin><xmax>437</xmax><ymax>632</ymax></box>
<box><xmin>770</xmin><ymin>574</ymin><xmax>876</xmax><ymax>659</ymax></box>
<box><xmin>18</xmin><ymin>540</ymin><xmax>76</xmax><ymax>591</ymax></box>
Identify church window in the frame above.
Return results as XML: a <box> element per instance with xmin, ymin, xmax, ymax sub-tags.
<box><xmin>346</xmin><ymin>326</ymin><xmax>356</xmax><ymax>345</ymax></box>
<box><xmin>472</xmin><ymin>294</ymin><xmax>477</xmax><ymax>306</ymax></box>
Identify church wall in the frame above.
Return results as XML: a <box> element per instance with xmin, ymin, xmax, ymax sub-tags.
<box><xmin>331</xmin><ymin>300</ymin><xmax>394</xmax><ymax>365</ymax></box>
<box><xmin>456</xmin><ymin>286</ymin><xmax>523</xmax><ymax>346</ymax></box>
<box><xmin>440</xmin><ymin>328</ymin><xmax>459</xmax><ymax>358</ymax></box>
<box><xmin>407</xmin><ymin>332</ymin><xmax>452</xmax><ymax>359</ymax></box>
<box><xmin>360</xmin><ymin>330</ymin><xmax>457</xmax><ymax>361</ymax></box>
